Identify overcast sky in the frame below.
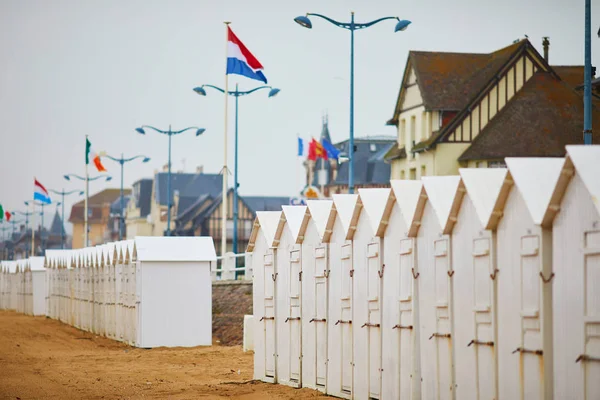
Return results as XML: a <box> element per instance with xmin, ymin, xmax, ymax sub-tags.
<box><xmin>0</xmin><ymin>0</ymin><xmax>598</xmax><ymax>232</ymax></box>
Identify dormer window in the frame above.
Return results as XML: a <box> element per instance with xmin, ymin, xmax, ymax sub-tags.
<box><xmin>370</xmin><ymin>144</ymin><xmax>377</xmax><ymax>152</ymax></box>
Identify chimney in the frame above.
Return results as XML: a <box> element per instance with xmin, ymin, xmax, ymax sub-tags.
<box><xmin>196</xmin><ymin>165</ymin><xmax>204</xmax><ymax>174</ymax></box>
<box><xmin>542</xmin><ymin>37</ymin><xmax>550</xmax><ymax>63</ymax></box>
<box><xmin>162</xmin><ymin>163</ymin><xmax>169</xmax><ymax>172</ymax></box>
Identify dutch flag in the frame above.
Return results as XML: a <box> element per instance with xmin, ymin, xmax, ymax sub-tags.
<box><xmin>226</xmin><ymin>26</ymin><xmax>267</xmax><ymax>84</ymax></box>
<box><xmin>34</xmin><ymin>179</ymin><xmax>52</xmax><ymax>205</ymax></box>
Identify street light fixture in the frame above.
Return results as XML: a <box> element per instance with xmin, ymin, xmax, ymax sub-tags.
<box><xmin>64</xmin><ymin>174</ymin><xmax>112</xmax><ymax>247</ymax></box>
<box><xmin>294</xmin><ymin>12</ymin><xmax>411</xmax><ymax>193</ymax></box>
<box><xmin>193</xmin><ymin>84</ymin><xmax>280</xmax><ymax>255</ymax></box>
<box><xmin>105</xmin><ymin>154</ymin><xmax>151</xmax><ymax>240</ymax></box>
<box><xmin>49</xmin><ymin>189</ymin><xmax>84</xmax><ymax>249</ymax></box>
<box><xmin>135</xmin><ymin>125</ymin><xmax>205</xmax><ymax>236</ymax></box>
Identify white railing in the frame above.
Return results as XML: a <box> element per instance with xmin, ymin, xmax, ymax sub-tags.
<box><xmin>210</xmin><ymin>252</ymin><xmax>252</xmax><ymax>281</ymax></box>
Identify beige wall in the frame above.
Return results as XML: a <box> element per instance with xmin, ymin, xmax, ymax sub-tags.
<box><xmin>391</xmin><ymin>53</ymin><xmax>542</xmax><ymax>180</ymax></box>
<box><xmin>72</xmin><ymin>223</ymin><xmax>107</xmax><ymax>249</ymax></box>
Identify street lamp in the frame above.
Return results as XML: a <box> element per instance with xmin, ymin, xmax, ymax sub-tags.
<box><xmin>24</xmin><ymin>200</ymin><xmax>50</xmax><ymax>254</ymax></box>
<box><xmin>294</xmin><ymin>12</ymin><xmax>411</xmax><ymax>194</ymax></box>
<box><xmin>64</xmin><ymin>174</ymin><xmax>112</xmax><ymax>247</ymax></box>
<box><xmin>135</xmin><ymin>125</ymin><xmax>205</xmax><ymax>236</ymax></box>
<box><xmin>13</xmin><ymin>210</ymin><xmax>38</xmax><ymax>256</ymax></box>
<box><xmin>49</xmin><ymin>189</ymin><xmax>84</xmax><ymax>249</ymax></box>
<box><xmin>193</xmin><ymin>84</ymin><xmax>280</xmax><ymax>254</ymax></box>
<box><xmin>105</xmin><ymin>154</ymin><xmax>150</xmax><ymax>240</ymax></box>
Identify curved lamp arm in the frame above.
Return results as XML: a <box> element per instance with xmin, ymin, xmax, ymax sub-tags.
<box><xmin>64</xmin><ymin>174</ymin><xmax>111</xmax><ymax>182</ymax></box>
<box><xmin>49</xmin><ymin>189</ymin><xmax>84</xmax><ymax>196</ymax></box>
<box><xmin>196</xmin><ymin>84</ymin><xmax>226</xmax><ymax>95</ymax></box>
<box><xmin>307</xmin><ymin>13</ymin><xmax>350</xmax><ymax>29</ymax></box>
<box><xmin>356</xmin><ymin>16</ymin><xmax>400</xmax><ymax>29</ymax></box>
<box><xmin>105</xmin><ymin>154</ymin><xmax>150</xmax><ymax>164</ymax></box>
<box><xmin>172</xmin><ymin>126</ymin><xmax>202</xmax><ymax>135</ymax></box>
<box><xmin>238</xmin><ymin>86</ymin><xmax>274</xmax><ymax>96</ymax></box>
<box><xmin>139</xmin><ymin>125</ymin><xmax>167</xmax><ymax>135</ymax></box>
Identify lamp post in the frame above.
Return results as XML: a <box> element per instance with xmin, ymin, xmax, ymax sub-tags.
<box><xmin>193</xmin><ymin>84</ymin><xmax>280</xmax><ymax>254</ymax></box>
<box><xmin>24</xmin><ymin>200</ymin><xmax>49</xmax><ymax>254</ymax></box>
<box><xmin>64</xmin><ymin>174</ymin><xmax>112</xmax><ymax>247</ymax></box>
<box><xmin>6</xmin><ymin>217</ymin><xmax>21</xmax><ymax>260</ymax></box>
<box><xmin>584</xmin><ymin>0</ymin><xmax>593</xmax><ymax>144</ymax></box>
<box><xmin>135</xmin><ymin>125</ymin><xmax>205</xmax><ymax>236</ymax></box>
<box><xmin>13</xmin><ymin>210</ymin><xmax>37</xmax><ymax>256</ymax></box>
<box><xmin>49</xmin><ymin>189</ymin><xmax>84</xmax><ymax>249</ymax></box>
<box><xmin>294</xmin><ymin>12</ymin><xmax>411</xmax><ymax>194</ymax></box>
<box><xmin>105</xmin><ymin>154</ymin><xmax>150</xmax><ymax>240</ymax></box>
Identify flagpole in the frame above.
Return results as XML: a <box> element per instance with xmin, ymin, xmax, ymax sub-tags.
<box><xmin>296</xmin><ymin>134</ymin><xmax>300</xmax><ymax>197</ymax></box>
<box><xmin>31</xmin><ymin>185</ymin><xmax>35</xmax><ymax>257</ymax></box>
<box><xmin>85</xmin><ymin>134</ymin><xmax>89</xmax><ymax>248</ymax></box>
<box><xmin>221</xmin><ymin>22</ymin><xmax>230</xmax><ymax>260</ymax></box>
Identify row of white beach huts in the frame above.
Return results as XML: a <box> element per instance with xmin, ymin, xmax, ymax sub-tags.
<box><xmin>248</xmin><ymin>145</ymin><xmax>600</xmax><ymax>400</ymax></box>
<box><xmin>0</xmin><ymin>236</ymin><xmax>216</xmax><ymax>348</ymax></box>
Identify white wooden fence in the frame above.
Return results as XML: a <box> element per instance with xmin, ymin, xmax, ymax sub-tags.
<box><xmin>248</xmin><ymin>145</ymin><xmax>600</xmax><ymax>400</ymax></box>
<box><xmin>1</xmin><ymin>237</ymin><xmax>216</xmax><ymax>348</ymax></box>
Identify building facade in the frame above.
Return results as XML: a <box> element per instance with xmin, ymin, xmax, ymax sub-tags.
<box><xmin>386</xmin><ymin>38</ymin><xmax>599</xmax><ymax>179</ymax></box>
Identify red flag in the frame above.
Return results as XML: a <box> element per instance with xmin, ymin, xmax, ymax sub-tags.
<box><xmin>308</xmin><ymin>139</ymin><xmax>317</xmax><ymax>161</ymax></box>
<box><xmin>314</xmin><ymin>140</ymin><xmax>328</xmax><ymax>160</ymax></box>
<box><xmin>5</xmin><ymin>211</ymin><xmax>11</xmax><ymax>221</ymax></box>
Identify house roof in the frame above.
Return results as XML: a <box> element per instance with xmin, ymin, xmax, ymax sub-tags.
<box><xmin>69</xmin><ymin>189</ymin><xmax>129</xmax><ymax>223</ymax></box>
<box><xmin>110</xmin><ymin>195</ymin><xmax>131</xmax><ymax>215</ymax></box>
<box><xmin>459</xmin><ymin>72</ymin><xmax>600</xmax><ymax>161</ymax></box>
<box><xmin>134</xmin><ymin>178</ymin><xmax>153</xmax><ymax>218</ymax></box>
<box><xmin>244</xmin><ymin>196</ymin><xmax>290</xmax><ymax>212</ymax></box>
<box><xmin>154</xmin><ymin>172</ymin><xmax>222</xmax><ymax>206</ymax></box>
<box><xmin>553</xmin><ymin>66</ymin><xmax>585</xmax><ymax>88</ymax></box>
<box><xmin>333</xmin><ymin>136</ymin><xmax>396</xmax><ymax>186</ymax></box>
<box><xmin>388</xmin><ymin>41</ymin><xmax>526</xmax><ymax>126</ymax></box>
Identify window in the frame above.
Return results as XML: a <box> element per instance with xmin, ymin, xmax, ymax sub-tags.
<box><xmin>410</xmin><ymin>116</ymin><xmax>416</xmax><ymax>146</ymax></box>
<box><xmin>476</xmin><ymin>161</ymin><xmax>486</xmax><ymax>168</ymax></box>
<box><xmin>421</xmin><ymin>165</ymin><xmax>426</xmax><ymax>177</ymax></box>
<box><xmin>400</xmin><ymin>170</ymin><xmax>406</xmax><ymax>179</ymax></box>
<box><xmin>489</xmin><ymin>160</ymin><xmax>506</xmax><ymax>168</ymax></box>
<box><xmin>370</xmin><ymin>144</ymin><xmax>377</xmax><ymax>152</ymax></box>
<box><xmin>400</xmin><ymin>119</ymin><xmax>406</xmax><ymax>146</ymax></box>
<box><xmin>409</xmin><ymin>168</ymin><xmax>417</xmax><ymax>180</ymax></box>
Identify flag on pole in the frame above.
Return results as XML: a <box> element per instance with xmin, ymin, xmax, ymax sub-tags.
<box><xmin>321</xmin><ymin>138</ymin><xmax>341</xmax><ymax>159</ymax></box>
<box><xmin>308</xmin><ymin>138</ymin><xmax>327</xmax><ymax>160</ymax></box>
<box><xmin>4</xmin><ymin>211</ymin><xmax>10</xmax><ymax>222</ymax></box>
<box><xmin>86</xmin><ymin>137</ymin><xmax>107</xmax><ymax>172</ymax></box>
<box><xmin>297</xmin><ymin>137</ymin><xmax>308</xmax><ymax>157</ymax></box>
<box><xmin>226</xmin><ymin>26</ymin><xmax>267</xmax><ymax>83</ymax></box>
<box><xmin>34</xmin><ymin>179</ymin><xmax>52</xmax><ymax>204</ymax></box>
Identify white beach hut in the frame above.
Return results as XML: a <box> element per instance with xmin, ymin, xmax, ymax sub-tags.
<box><xmin>271</xmin><ymin>206</ymin><xmax>307</xmax><ymax>388</ymax></box>
<box><xmin>248</xmin><ymin>211</ymin><xmax>282</xmax><ymax>383</ymax></box>
<box><xmin>328</xmin><ymin>194</ymin><xmax>361</xmax><ymax>399</ymax></box>
<box><xmin>452</xmin><ymin>168</ymin><xmax>510</xmax><ymax>400</ymax></box>
<box><xmin>496</xmin><ymin>157</ymin><xmax>564</xmax><ymax>399</ymax></box>
<box><xmin>418</xmin><ymin>176</ymin><xmax>465</xmax><ymax>400</ymax></box>
<box><xmin>550</xmin><ymin>145</ymin><xmax>600</xmax><ymax>399</ymax></box>
<box><xmin>381</xmin><ymin>180</ymin><xmax>427</xmax><ymax>400</ymax></box>
<box><xmin>29</xmin><ymin>256</ymin><xmax>47</xmax><ymax>316</ymax></box>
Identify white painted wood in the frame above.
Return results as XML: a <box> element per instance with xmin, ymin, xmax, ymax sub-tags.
<box><xmin>358</xmin><ymin>188</ymin><xmax>392</xmax><ymax>235</ymax></box>
<box><xmin>352</xmin><ymin>203</ymin><xmax>383</xmax><ymax>400</ymax></box>
<box><xmin>497</xmin><ymin>181</ymin><xmax>555</xmax><ymax>400</ymax></box>
<box><xmin>459</xmin><ymin>168</ymin><xmax>508</xmax><ymax>229</ymax></box>
<box><xmin>282</xmin><ymin>206</ymin><xmax>308</xmax><ymax>244</ymax></box>
<box><xmin>423</xmin><ymin>176</ymin><xmax>461</xmax><ymax>233</ymax></box>
<box><xmin>381</xmin><ymin>200</ymin><xmax>422</xmax><ymax>400</ymax></box>
<box><xmin>391</xmin><ymin>180</ymin><xmax>426</xmax><ymax>232</ymax></box>
<box><xmin>417</xmin><ymin>201</ymin><xmax>456</xmax><ymax>400</ymax></box>
<box><xmin>565</xmin><ymin>145</ymin><xmax>600</xmax><ymax>215</ymax></box>
<box><xmin>505</xmin><ymin>157</ymin><xmax>564</xmax><ymax>225</ymax></box>
<box><xmin>553</xmin><ymin>148</ymin><xmax>600</xmax><ymax>400</ymax></box>
<box><xmin>307</xmin><ymin>200</ymin><xmax>334</xmax><ymax>241</ymax></box>
<box><xmin>332</xmin><ymin>194</ymin><xmax>360</xmax><ymax>239</ymax></box>
<box><xmin>452</xmin><ymin>191</ymin><xmax>498</xmax><ymax>400</ymax></box>
<box><xmin>326</xmin><ymin>208</ymin><xmax>354</xmax><ymax>399</ymax></box>
<box><xmin>275</xmin><ymin>221</ymin><xmax>300</xmax><ymax>387</ymax></box>
<box><xmin>257</xmin><ymin>211</ymin><xmax>283</xmax><ymax>248</ymax></box>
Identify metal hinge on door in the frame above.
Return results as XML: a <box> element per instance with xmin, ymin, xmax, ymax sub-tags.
<box><xmin>467</xmin><ymin>339</ymin><xmax>494</xmax><ymax>347</ymax></box>
<box><xmin>392</xmin><ymin>324</ymin><xmax>413</xmax><ymax>330</ymax></box>
<box><xmin>512</xmin><ymin>347</ymin><xmax>543</xmax><ymax>355</ymax></box>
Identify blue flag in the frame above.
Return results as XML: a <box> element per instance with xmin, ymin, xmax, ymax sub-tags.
<box><xmin>297</xmin><ymin>137</ymin><xmax>306</xmax><ymax>157</ymax></box>
<box><xmin>321</xmin><ymin>138</ymin><xmax>340</xmax><ymax>159</ymax></box>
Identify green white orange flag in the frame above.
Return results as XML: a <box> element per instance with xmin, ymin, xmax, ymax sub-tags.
<box><xmin>86</xmin><ymin>138</ymin><xmax>107</xmax><ymax>172</ymax></box>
